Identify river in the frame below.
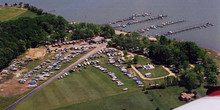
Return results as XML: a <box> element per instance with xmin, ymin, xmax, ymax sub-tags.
<box><xmin>1</xmin><ymin>0</ymin><xmax>220</xmax><ymax>52</ymax></box>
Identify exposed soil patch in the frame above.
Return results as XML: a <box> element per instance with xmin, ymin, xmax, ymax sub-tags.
<box><xmin>25</xmin><ymin>47</ymin><xmax>47</xmax><ymax>59</ymax></box>
<box><xmin>0</xmin><ymin>77</ymin><xmax>29</xmax><ymax>97</ymax></box>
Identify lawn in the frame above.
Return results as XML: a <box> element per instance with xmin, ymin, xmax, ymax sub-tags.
<box><xmin>0</xmin><ymin>7</ymin><xmax>36</xmax><ymax>22</ymax></box>
<box><xmin>136</xmin><ymin>56</ymin><xmax>152</xmax><ymax>65</ymax></box>
<box><xmin>147</xmin><ymin>86</ymin><xmax>186</xmax><ymax>110</ymax></box>
<box><xmin>13</xmin><ymin>65</ymin><xmax>186</xmax><ymax>110</ymax></box>
<box><xmin>135</xmin><ymin>56</ymin><xmax>169</xmax><ymax>78</ymax></box>
<box><xmin>139</xmin><ymin>66</ymin><xmax>169</xmax><ymax>78</ymax></box>
<box><xmin>52</xmin><ymin>87</ymin><xmax>186</xmax><ymax>110</ymax></box>
<box><xmin>0</xmin><ymin>91</ymin><xmax>30</xmax><ymax>110</ymax></box>
<box><xmin>13</xmin><ymin>66</ymin><xmax>140</xmax><ymax>110</ymax></box>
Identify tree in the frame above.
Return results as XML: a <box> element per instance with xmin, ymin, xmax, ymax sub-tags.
<box><xmin>17</xmin><ymin>40</ymin><xmax>26</xmax><ymax>52</ymax></box>
<box><xmin>108</xmin><ymin>41</ymin><xmax>112</xmax><ymax>47</ymax></box>
<box><xmin>19</xmin><ymin>2</ymin><xmax>23</xmax><ymax>7</ymax></box>
<box><xmin>23</xmin><ymin>3</ymin><xmax>30</xmax><ymax>8</ymax></box>
<box><xmin>207</xmin><ymin>72</ymin><xmax>218</xmax><ymax>86</ymax></box>
<box><xmin>159</xmin><ymin>36</ymin><xmax>169</xmax><ymax>45</ymax></box>
<box><xmin>37</xmin><ymin>9</ymin><xmax>43</xmax><ymax>15</ymax></box>
<box><xmin>100</xmin><ymin>24</ymin><xmax>115</xmax><ymax>38</ymax></box>
<box><xmin>197</xmin><ymin>73</ymin><xmax>204</xmax><ymax>86</ymax></box>
<box><xmin>183</xmin><ymin>61</ymin><xmax>189</xmax><ymax>70</ymax></box>
<box><xmin>133</xmin><ymin>55</ymin><xmax>138</xmax><ymax>64</ymax></box>
<box><xmin>180</xmin><ymin>71</ymin><xmax>199</xmax><ymax>91</ymax></box>
<box><xmin>127</xmin><ymin>60</ymin><xmax>133</xmax><ymax>68</ymax></box>
<box><xmin>194</xmin><ymin>64</ymin><xmax>203</xmax><ymax>73</ymax></box>
<box><xmin>123</xmin><ymin>51</ymin><xmax>128</xmax><ymax>57</ymax></box>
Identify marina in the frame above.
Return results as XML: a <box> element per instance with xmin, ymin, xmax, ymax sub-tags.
<box><xmin>160</xmin><ymin>23</ymin><xmax>215</xmax><ymax>36</ymax></box>
<box><xmin>136</xmin><ymin>20</ymin><xmax>185</xmax><ymax>33</ymax></box>
<box><xmin>107</xmin><ymin>12</ymin><xmax>151</xmax><ymax>25</ymax></box>
<box><xmin>112</xmin><ymin>14</ymin><xmax>168</xmax><ymax>28</ymax></box>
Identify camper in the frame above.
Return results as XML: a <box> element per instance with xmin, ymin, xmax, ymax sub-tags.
<box><xmin>145</xmin><ymin>73</ymin><xmax>152</xmax><ymax>77</ymax></box>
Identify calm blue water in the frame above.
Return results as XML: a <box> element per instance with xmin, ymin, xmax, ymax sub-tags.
<box><xmin>1</xmin><ymin>0</ymin><xmax>220</xmax><ymax>52</ymax></box>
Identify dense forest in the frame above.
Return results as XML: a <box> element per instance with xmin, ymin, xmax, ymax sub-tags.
<box><xmin>0</xmin><ymin>14</ymin><xmax>68</xmax><ymax>70</ymax></box>
<box><xmin>110</xmin><ymin>33</ymin><xmax>218</xmax><ymax>89</ymax></box>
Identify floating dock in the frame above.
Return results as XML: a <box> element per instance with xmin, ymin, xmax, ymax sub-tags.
<box><xmin>137</xmin><ymin>20</ymin><xmax>185</xmax><ymax>33</ymax></box>
<box><xmin>107</xmin><ymin>12</ymin><xmax>151</xmax><ymax>25</ymax></box>
<box><xmin>113</xmin><ymin>14</ymin><xmax>168</xmax><ymax>28</ymax></box>
<box><xmin>159</xmin><ymin>23</ymin><xmax>215</xmax><ymax>36</ymax></box>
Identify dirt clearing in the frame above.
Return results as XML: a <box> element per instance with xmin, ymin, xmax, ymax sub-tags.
<box><xmin>25</xmin><ymin>48</ymin><xmax>47</xmax><ymax>59</ymax></box>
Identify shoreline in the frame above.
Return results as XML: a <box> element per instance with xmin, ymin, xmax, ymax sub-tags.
<box><xmin>201</xmin><ymin>47</ymin><xmax>220</xmax><ymax>56</ymax></box>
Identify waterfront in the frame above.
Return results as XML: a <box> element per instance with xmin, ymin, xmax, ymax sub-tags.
<box><xmin>1</xmin><ymin>0</ymin><xmax>220</xmax><ymax>52</ymax></box>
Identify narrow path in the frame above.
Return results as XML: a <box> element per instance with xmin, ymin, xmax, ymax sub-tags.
<box><xmin>6</xmin><ymin>43</ymin><xmax>107</xmax><ymax>110</ymax></box>
<box><xmin>131</xmin><ymin>65</ymin><xmax>176</xmax><ymax>81</ymax></box>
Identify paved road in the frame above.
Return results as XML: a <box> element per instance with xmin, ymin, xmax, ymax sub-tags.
<box><xmin>6</xmin><ymin>43</ymin><xmax>107</xmax><ymax>110</ymax></box>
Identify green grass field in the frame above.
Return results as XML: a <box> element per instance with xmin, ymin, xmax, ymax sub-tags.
<box><xmin>53</xmin><ymin>87</ymin><xmax>186</xmax><ymax>110</ymax></box>
<box><xmin>139</xmin><ymin>66</ymin><xmax>169</xmax><ymax>78</ymax></box>
<box><xmin>0</xmin><ymin>91</ymin><xmax>30</xmax><ymax>110</ymax></box>
<box><xmin>0</xmin><ymin>7</ymin><xmax>36</xmax><ymax>22</ymax></box>
<box><xmin>135</xmin><ymin>56</ymin><xmax>169</xmax><ymax>78</ymax></box>
<box><xmin>136</xmin><ymin>56</ymin><xmax>152</xmax><ymax>65</ymax></box>
<box><xmin>13</xmin><ymin>66</ymin><xmax>140</xmax><ymax>110</ymax></box>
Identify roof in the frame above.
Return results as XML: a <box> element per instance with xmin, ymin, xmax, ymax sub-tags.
<box><xmin>92</xmin><ymin>37</ymin><xmax>104</xmax><ymax>42</ymax></box>
<box><xmin>180</xmin><ymin>92</ymin><xmax>194</xmax><ymax>99</ymax></box>
<box><xmin>136</xmin><ymin>64</ymin><xmax>142</xmax><ymax>68</ymax></box>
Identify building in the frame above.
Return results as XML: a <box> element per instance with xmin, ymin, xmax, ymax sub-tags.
<box><xmin>92</xmin><ymin>37</ymin><xmax>104</xmax><ymax>43</ymax></box>
<box><xmin>135</xmin><ymin>64</ymin><xmax>143</xmax><ymax>70</ymax></box>
<box><xmin>180</xmin><ymin>92</ymin><xmax>195</xmax><ymax>102</ymax></box>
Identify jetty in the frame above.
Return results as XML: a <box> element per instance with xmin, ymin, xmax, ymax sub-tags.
<box><xmin>107</xmin><ymin>12</ymin><xmax>151</xmax><ymax>25</ymax></box>
<box><xmin>137</xmin><ymin>20</ymin><xmax>185</xmax><ymax>33</ymax></box>
<box><xmin>159</xmin><ymin>23</ymin><xmax>215</xmax><ymax>36</ymax></box>
<box><xmin>113</xmin><ymin>14</ymin><xmax>168</xmax><ymax>28</ymax></box>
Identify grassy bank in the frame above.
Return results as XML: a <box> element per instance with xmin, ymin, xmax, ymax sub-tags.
<box><xmin>0</xmin><ymin>7</ymin><xmax>36</xmax><ymax>22</ymax></box>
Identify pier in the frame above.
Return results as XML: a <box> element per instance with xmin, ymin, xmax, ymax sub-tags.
<box><xmin>159</xmin><ymin>23</ymin><xmax>215</xmax><ymax>36</ymax></box>
<box><xmin>137</xmin><ymin>20</ymin><xmax>185</xmax><ymax>33</ymax></box>
<box><xmin>107</xmin><ymin>12</ymin><xmax>151</xmax><ymax>25</ymax></box>
<box><xmin>113</xmin><ymin>14</ymin><xmax>168</xmax><ymax>28</ymax></box>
